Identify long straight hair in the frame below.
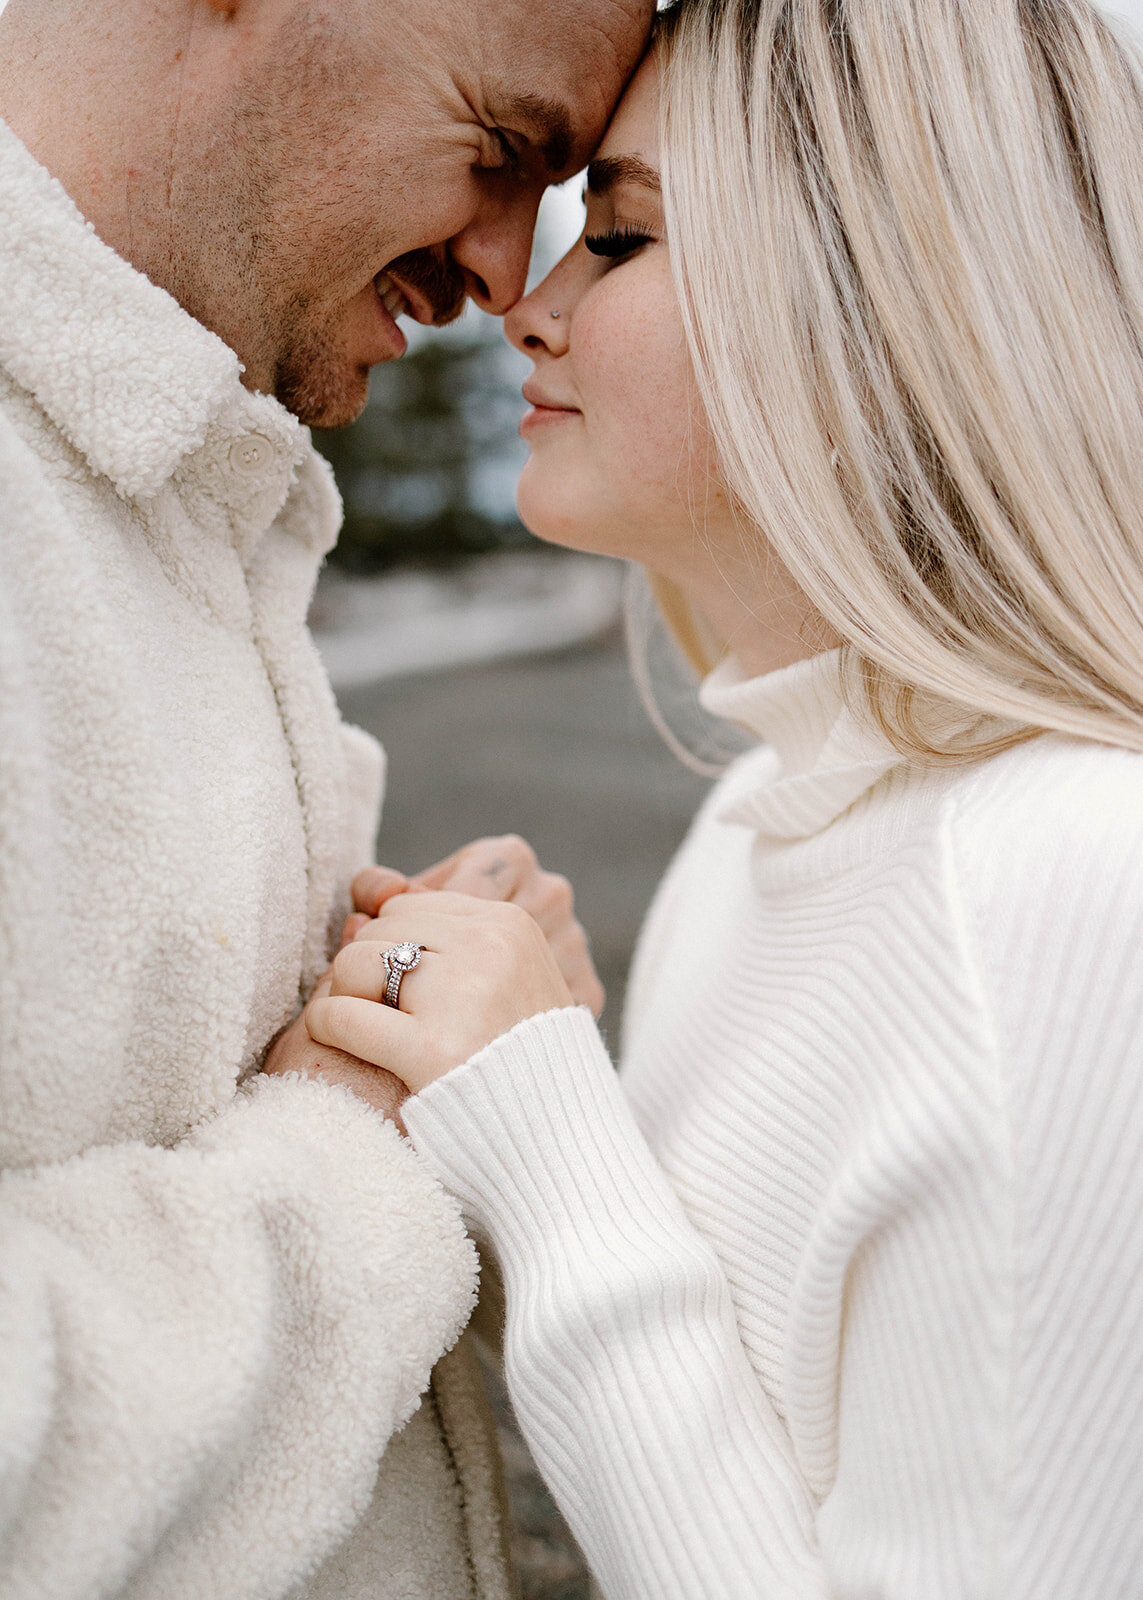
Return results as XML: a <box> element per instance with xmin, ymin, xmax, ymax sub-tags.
<box><xmin>657</xmin><ymin>0</ymin><xmax>1143</xmax><ymax>760</ymax></box>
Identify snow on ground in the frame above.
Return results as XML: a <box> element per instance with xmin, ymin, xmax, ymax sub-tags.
<box><xmin>310</xmin><ymin>551</ymin><xmax>624</xmax><ymax>689</ymax></box>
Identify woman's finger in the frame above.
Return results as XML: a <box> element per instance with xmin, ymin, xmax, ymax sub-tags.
<box><xmin>413</xmin><ymin>835</ymin><xmax>537</xmax><ymax>901</ymax></box>
<box><xmin>547</xmin><ymin>924</ymin><xmax>606</xmax><ymax>1016</ymax></box>
<box><xmin>339</xmin><ymin>912</ymin><xmax>371</xmax><ymax>950</ymax></box>
<box><xmin>358</xmin><ymin>891</ymin><xmax>532</xmax><ymax>936</ymax></box>
<box><xmin>407</xmin><ymin>845</ymin><xmax>467</xmax><ymax>892</ymax></box>
<box><xmin>511</xmin><ymin>870</ymin><xmax>576</xmax><ymax>936</ymax></box>
<box><xmin>305</xmin><ymin>993</ymin><xmax>430</xmax><ymax>1088</ymax></box>
<box><xmin>329</xmin><ymin>938</ymin><xmax>432</xmax><ymax>1007</ymax></box>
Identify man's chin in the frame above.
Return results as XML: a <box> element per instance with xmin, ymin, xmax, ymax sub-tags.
<box><xmin>273</xmin><ymin>353</ymin><xmax>373</xmax><ymax>431</ymax></box>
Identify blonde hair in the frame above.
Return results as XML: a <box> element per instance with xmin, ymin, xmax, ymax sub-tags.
<box><xmin>656</xmin><ymin>0</ymin><xmax>1143</xmax><ymax>760</ymax></box>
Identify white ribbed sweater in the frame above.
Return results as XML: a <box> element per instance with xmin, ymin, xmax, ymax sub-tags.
<box><xmin>405</xmin><ymin>650</ymin><xmax>1143</xmax><ymax>1600</ymax></box>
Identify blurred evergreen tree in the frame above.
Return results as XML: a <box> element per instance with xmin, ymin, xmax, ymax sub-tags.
<box><xmin>313</xmin><ymin>319</ymin><xmax>537</xmax><ymax>572</ymax></box>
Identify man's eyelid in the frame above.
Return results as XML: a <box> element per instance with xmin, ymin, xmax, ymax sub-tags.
<box><xmin>490</xmin><ymin>127</ymin><xmax>524</xmax><ymax>170</ymax></box>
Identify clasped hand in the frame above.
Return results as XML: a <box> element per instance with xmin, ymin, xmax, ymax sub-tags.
<box><xmin>308</xmin><ymin>887</ymin><xmax>574</xmax><ymax>1094</ymax></box>
<box><xmin>263</xmin><ymin>835</ymin><xmax>600</xmax><ymax>1113</ymax></box>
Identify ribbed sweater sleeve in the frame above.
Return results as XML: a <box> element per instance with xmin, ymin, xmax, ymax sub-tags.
<box><xmin>404</xmin><ymin>1008</ymin><xmax>829</xmax><ymax>1600</ymax></box>
<box><xmin>406</xmin><ymin>732</ymin><xmax>1143</xmax><ymax>1600</ymax></box>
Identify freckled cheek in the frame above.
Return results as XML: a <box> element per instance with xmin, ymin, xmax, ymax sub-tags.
<box><xmin>576</xmin><ymin>300</ymin><xmax>699</xmax><ymax>495</ymax></box>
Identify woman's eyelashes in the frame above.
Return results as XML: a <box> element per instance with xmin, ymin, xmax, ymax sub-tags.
<box><xmin>584</xmin><ymin>227</ymin><xmax>657</xmax><ymax>260</ymax></box>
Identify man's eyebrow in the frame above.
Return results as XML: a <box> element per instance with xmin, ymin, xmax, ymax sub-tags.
<box><xmin>585</xmin><ymin>155</ymin><xmax>662</xmax><ymax>197</ymax></box>
<box><xmin>499</xmin><ymin>92</ymin><xmax>575</xmax><ymax>175</ymax></box>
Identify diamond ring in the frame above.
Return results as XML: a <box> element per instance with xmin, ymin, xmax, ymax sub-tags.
<box><xmin>382</xmin><ymin>943</ymin><xmax>425</xmax><ymax>1009</ymax></box>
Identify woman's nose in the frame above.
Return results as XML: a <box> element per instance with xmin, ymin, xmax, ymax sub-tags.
<box><xmin>506</xmin><ymin>288</ymin><xmax>566</xmax><ymax>356</ymax></box>
<box><xmin>506</xmin><ymin>246</ymin><xmax>579</xmax><ymax>356</ymax></box>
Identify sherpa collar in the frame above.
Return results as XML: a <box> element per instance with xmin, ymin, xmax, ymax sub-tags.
<box><xmin>0</xmin><ymin>119</ymin><xmax>305</xmax><ymax>512</ymax></box>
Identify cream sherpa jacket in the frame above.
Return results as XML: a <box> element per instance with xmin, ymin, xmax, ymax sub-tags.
<box><xmin>0</xmin><ymin>121</ymin><xmax>510</xmax><ymax>1600</ymax></box>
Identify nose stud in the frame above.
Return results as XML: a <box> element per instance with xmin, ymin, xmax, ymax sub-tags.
<box><xmin>550</xmin><ymin>310</ymin><xmax>561</xmax><ymax>320</ymax></box>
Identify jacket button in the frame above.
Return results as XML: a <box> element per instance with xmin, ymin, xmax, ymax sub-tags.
<box><xmin>228</xmin><ymin>433</ymin><xmax>274</xmax><ymax>476</ymax></box>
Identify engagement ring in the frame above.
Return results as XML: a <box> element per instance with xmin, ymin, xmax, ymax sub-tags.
<box><xmin>382</xmin><ymin>943</ymin><xmax>424</xmax><ymax>1009</ymax></box>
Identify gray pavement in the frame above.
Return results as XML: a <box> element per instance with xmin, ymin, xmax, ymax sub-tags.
<box><xmin>335</xmin><ymin>625</ymin><xmax>711</xmax><ymax>1038</ymax></box>
<box><xmin>333</xmin><ymin>626</ymin><xmax>711</xmax><ymax>1598</ymax></box>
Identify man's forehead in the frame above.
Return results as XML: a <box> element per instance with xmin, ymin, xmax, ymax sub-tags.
<box><xmin>483</xmin><ymin>0</ymin><xmax>654</xmax><ymax>168</ymax></box>
<box><xmin>490</xmin><ymin>0</ymin><xmax>653</xmax><ymax>59</ymax></box>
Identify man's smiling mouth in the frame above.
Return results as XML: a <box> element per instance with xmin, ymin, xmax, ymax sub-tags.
<box><xmin>374</xmin><ymin>270</ymin><xmax>413</xmax><ymax>322</ymax></box>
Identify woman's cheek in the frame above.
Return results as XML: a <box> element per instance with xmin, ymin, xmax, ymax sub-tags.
<box><xmin>581</xmin><ymin>296</ymin><xmax>696</xmax><ymax>512</ymax></box>
<box><xmin>514</xmin><ymin>266</ymin><xmax>707</xmax><ymax>559</ymax></box>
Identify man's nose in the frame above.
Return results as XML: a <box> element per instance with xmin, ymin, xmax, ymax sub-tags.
<box><xmin>449</xmin><ymin>190</ymin><xmax>543</xmax><ymax>317</ymax></box>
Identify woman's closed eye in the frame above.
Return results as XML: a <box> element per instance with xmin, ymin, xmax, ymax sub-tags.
<box><xmin>584</xmin><ymin>227</ymin><xmax>657</xmax><ymax>260</ymax></box>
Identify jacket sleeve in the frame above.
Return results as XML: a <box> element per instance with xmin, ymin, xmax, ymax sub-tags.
<box><xmin>338</xmin><ymin>719</ymin><xmax>387</xmax><ymax>882</ymax></box>
<box><xmin>0</xmin><ymin>1072</ymin><xmax>478</xmax><ymax>1600</ymax></box>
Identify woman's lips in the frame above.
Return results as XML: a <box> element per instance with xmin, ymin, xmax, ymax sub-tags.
<box><xmin>520</xmin><ymin>382</ymin><xmax>580</xmax><ymax>437</ymax></box>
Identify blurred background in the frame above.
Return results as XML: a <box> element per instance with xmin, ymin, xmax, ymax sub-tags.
<box><xmin>310</xmin><ymin>184</ymin><xmax>712</xmax><ymax>1600</ymax></box>
<box><xmin>6</xmin><ymin>0</ymin><xmax>1140</xmax><ymax>1587</ymax></box>
<box><xmin>309</xmin><ymin>180</ymin><xmax>715</xmax><ymax>1037</ymax></box>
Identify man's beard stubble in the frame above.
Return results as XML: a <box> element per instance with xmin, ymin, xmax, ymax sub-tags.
<box><xmin>273</xmin><ymin>248</ymin><xmax>468</xmax><ymax>430</ymax></box>
<box><xmin>165</xmin><ymin>26</ymin><xmax>470</xmax><ymax>431</ymax></box>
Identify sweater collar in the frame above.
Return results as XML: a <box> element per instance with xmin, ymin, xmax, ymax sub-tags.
<box><xmin>0</xmin><ymin>119</ymin><xmax>305</xmax><ymax>520</ymax></box>
<box><xmin>700</xmin><ymin>650</ymin><xmax>904</xmax><ymax>840</ymax></box>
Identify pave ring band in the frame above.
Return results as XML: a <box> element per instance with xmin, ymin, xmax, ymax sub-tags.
<box><xmin>382</xmin><ymin>943</ymin><xmax>425</xmax><ymax>1009</ymax></box>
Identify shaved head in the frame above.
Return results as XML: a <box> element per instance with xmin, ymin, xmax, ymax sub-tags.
<box><xmin>0</xmin><ymin>0</ymin><xmax>653</xmax><ymax>425</ymax></box>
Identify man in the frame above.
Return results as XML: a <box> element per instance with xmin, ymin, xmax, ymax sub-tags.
<box><xmin>0</xmin><ymin>1</ymin><xmax>650</xmax><ymax>1595</ymax></box>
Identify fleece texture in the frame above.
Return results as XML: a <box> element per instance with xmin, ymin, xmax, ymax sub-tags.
<box><xmin>0</xmin><ymin>120</ymin><xmax>508</xmax><ymax>1600</ymax></box>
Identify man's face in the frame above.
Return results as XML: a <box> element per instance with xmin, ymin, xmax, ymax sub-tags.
<box><xmin>167</xmin><ymin>0</ymin><xmax>652</xmax><ymax>427</ymax></box>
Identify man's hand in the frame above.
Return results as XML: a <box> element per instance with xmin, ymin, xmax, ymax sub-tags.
<box><xmin>353</xmin><ymin>836</ymin><xmax>605</xmax><ymax>1018</ymax></box>
<box><xmin>262</xmin><ymin>914</ymin><xmax>409</xmax><ymax>1125</ymax></box>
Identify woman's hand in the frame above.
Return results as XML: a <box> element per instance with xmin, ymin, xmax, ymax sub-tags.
<box><xmin>353</xmin><ymin>835</ymin><xmax>605</xmax><ymax>1019</ymax></box>
<box><xmin>305</xmin><ymin>891</ymin><xmax>576</xmax><ymax>1093</ymax></box>
<box><xmin>262</xmin><ymin>914</ymin><xmax>409</xmax><ymax>1124</ymax></box>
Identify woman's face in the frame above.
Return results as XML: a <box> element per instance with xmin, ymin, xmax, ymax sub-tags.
<box><xmin>505</xmin><ymin>50</ymin><xmax>730</xmax><ymax>580</ymax></box>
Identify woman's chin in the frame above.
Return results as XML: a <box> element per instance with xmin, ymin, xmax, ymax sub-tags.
<box><xmin>516</xmin><ymin>471</ymin><xmax>609</xmax><ymax>558</ymax></box>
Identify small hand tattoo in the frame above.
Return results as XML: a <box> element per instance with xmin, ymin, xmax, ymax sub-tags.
<box><xmin>484</xmin><ymin>857</ymin><xmax>509</xmax><ymax>880</ymax></box>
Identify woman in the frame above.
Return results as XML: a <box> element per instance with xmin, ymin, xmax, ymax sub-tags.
<box><xmin>307</xmin><ymin>1</ymin><xmax>1143</xmax><ymax>1594</ymax></box>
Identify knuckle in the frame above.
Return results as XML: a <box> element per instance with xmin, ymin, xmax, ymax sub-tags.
<box><xmin>498</xmin><ymin>833</ymin><xmax>536</xmax><ymax>866</ymax></box>
<box><xmin>483</xmin><ymin>910</ymin><xmax>535</xmax><ymax>967</ymax></box>
<box><xmin>496</xmin><ymin>899</ymin><xmax>534</xmax><ymax>933</ymax></box>
<box><xmin>543</xmin><ymin>872</ymin><xmax>574</xmax><ymax>912</ymax></box>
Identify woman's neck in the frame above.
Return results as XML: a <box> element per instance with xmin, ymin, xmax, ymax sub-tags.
<box><xmin>679</xmin><ymin>548</ymin><xmax>841</xmax><ymax>680</ymax></box>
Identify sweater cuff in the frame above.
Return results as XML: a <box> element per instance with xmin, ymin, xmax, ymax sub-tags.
<box><xmin>402</xmin><ymin>1007</ymin><xmax>702</xmax><ymax>1271</ymax></box>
